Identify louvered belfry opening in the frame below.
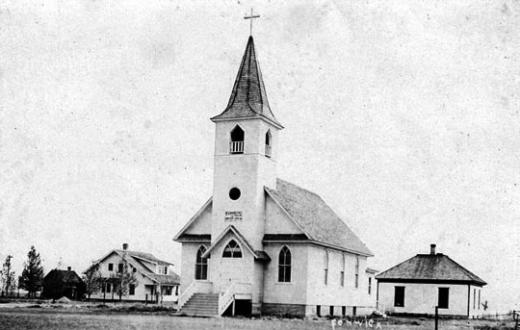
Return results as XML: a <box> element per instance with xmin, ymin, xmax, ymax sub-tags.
<box><xmin>230</xmin><ymin>125</ymin><xmax>245</xmax><ymax>154</ymax></box>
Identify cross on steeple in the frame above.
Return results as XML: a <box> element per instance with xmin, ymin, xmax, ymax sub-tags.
<box><xmin>244</xmin><ymin>8</ymin><xmax>260</xmax><ymax>36</ymax></box>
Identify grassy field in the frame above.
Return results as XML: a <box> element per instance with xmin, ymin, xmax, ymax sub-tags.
<box><xmin>0</xmin><ymin>307</ymin><xmax>516</xmax><ymax>330</ymax></box>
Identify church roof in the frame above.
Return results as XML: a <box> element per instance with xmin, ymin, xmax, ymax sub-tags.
<box><xmin>265</xmin><ymin>179</ymin><xmax>373</xmax><ymax>257</ymax></box>
<box><xmin>211</xmin><ymin>36</ymin><xmax>283</xmax><ymax>129</ymax></box>
<box><xmin>376</xmin><ymin>253</ymin><xmax>486</xmax><ymax>286</ymax></box>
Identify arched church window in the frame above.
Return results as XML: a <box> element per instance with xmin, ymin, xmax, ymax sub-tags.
<box><xmin>278</xmin><ymin>246</ymin><xmax>291</xmax><ymax>282</ymax></box>
<box><xmin>265</xmin><ymin>130</ymin><xmax>272</xmax><ymax>158</ymax></box>
<box><xmin>222</xmin><ymin>240</ymin><xmax>242</xmax><ymax>258</ymax></box>
<box><xmin>195</xmin><ymin>246</ymin><xmax>208</xmax><ymax>280</ymax></box>
<box><xmin>230</xmin><ymin>125</ymin><xmax>244</xmax><ymax>154</ymax></box>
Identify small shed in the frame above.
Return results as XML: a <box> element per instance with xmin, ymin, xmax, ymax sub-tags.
<box><xmin>376</xmin><ymin>244</ymin><xmax>486</xmax><ymax>318</ymax></box>
<box><xmin>42</xmin><ymin>267</ymin><xmax>85</xmax><ymax>300</ymax></box>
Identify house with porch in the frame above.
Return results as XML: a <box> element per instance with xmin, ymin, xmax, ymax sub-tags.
<box><xmin>173</xmin><ymin>34</ymin><xmax>375</xmax><ymax>317</ymax></box>
<box><xmin>88</xmin><ymin>243</ymin><xmax>180</xmax><ymax>303</ymax></box>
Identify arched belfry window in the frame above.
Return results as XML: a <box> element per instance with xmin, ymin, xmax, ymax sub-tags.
<box><xmin>230</xmin><ymin>125</ymin><xmax>244</xmax><ymax>154</ymax></box>
<box><xmin>222</xmin><ymin>240</ymin><xmax>242</xmax><ymax>258</ymax></box>
<box><xmin>265</xmin><ymin>130</ymin><xmax>272</xmax><ymax>158</ymax></box>
<box><xmin>195</xmin><ymin>246</ymin><xmax>208</xmax><ymax>280</ymax></box>
<box><xmin>278</xmin><ymin>246</ymin><xmax>291</xmax><ymax>282</ymax></box>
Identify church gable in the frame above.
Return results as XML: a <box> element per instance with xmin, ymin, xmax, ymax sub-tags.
<box><xmin>174</xmin><ymin>198</ymin><xmax>212</xmax><ymax>241</ymax></box>
<box><xmin>264</xmin><ymin>191</ymin><xmax>306</xmax><ymax>235</ymax></box>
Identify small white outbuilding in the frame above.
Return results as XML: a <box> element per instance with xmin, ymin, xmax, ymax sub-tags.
<box><xmin>376</xmin><ymin>244</ymin><xmax>486</xmax><ymax>318</ymax></box>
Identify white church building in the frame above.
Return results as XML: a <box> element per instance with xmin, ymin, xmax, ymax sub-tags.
<box><xmin>174</xmin><ymin>36</ymin><xmax>375</xmax><ymax>317</ymax></box>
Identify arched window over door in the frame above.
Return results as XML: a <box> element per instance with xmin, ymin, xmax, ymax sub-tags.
<box><xmin>230</xmin><ymin>125</ymin><xmax>244</xmax><ymax>154</ymax></box>
<box><xmin>222</xmin><ymin>240</ymin><xmax>242</xmax><ymax>258</ymax></box>
<box><xmin>195</xmin><ymin>246</ymin><xmax>208</xmax><ymax>280</ymax></box>
<box><xmin>265</xmin><ymin>130</ymin><xmax>272</xmax><ymax>157</ymax></box>
<box><xmin>278</xmin><ymin>246</ymin><xmax>291</xmax><ymax>282</ymax></box>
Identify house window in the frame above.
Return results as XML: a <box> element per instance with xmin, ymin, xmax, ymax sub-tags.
<box><xmin>164</xmin><ymin>266</ymin><xmax>168</xmax><ymax>275</ymax></box>
<box><xmin>106</xmin><ymin>283</ymin><xmax>111</xmax><ymax>293</ymax></box>
<box><xmin>108</xmin><ymin>263</ymin><xmax>113</xmax><ymax>271</ymax></box>
<box><xmin>340</xmin><ymin>271</ymin><xmax>344</xmax><ymax>287</ymax></box>
<box><xmin>342</xmin><ymin>306</ymin><xmax>346</xmax><ymax>317</ymax></box>
<box><xmin>230</xmin><ymin>125</ymin><xmax>244</xmax><ymax>154</ymax></box>
<box><xmin>129</xmin><ymin>284</ymin><xmax>135</xmax><ymax>296</ymax></box>
<box><xmin>394</xmin><ymin>286</ymin><xmax>405</xmax><ymax>307</ymax></box>
<box><xmin>175</xmin><ymin>286</ymin><xmax>179</xmax><ymax>296</ymax></box>
<box><xmin>133</xmin><ymin>267</ymin><xmax>136</xmax><ymax>273</ymax></box>
<box><xmin>438</xmin><ymin>287</ymin><xmax>449</xmax><ymax>309</ymax></box>
<box><xmin>222</xmin><ymin>240</ymin><xmax>242</xmax><ymax>258</ymax></box>
<box><xmin>118</xmin><ymin>263</ymin><xmax>123</xmax><ymax>273</ymax></box>
<box><xmin>317</xmin><ymin>305</ymin><xmax>321</xmax><ymax>317</ymax></box>
<box><xmin>164</xmin><ymin>286</ymin><xmax>172</xmax><ymax>296</ymax></box>
<box><xmin>329</xmin><ymin>306</ymin><xmax>334</xmax><ymax>317</ymax></box>
<box><xmin>278</xmin><ymin>246</ymin><xmax>291</xmax><ymax>282</ymax></box>
<box><xmin>195</xmin><ymin>246</ymin><xmax>208</xmax><ymax>280</ymax></box>
<box><xmin>368</xmin><ymin>277</ymin><xmax>372</xmax><ymax>295</ymax></box>
<box><xmin>265</xmin><ymin>130</ymin><xmax>272</xmax><ymax>157</ymax></box>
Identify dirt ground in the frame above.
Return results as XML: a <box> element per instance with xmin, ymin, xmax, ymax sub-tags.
<box><xmin>0</xmin><ymin>306</ymin><xmax>516</xmax><ymax>330</ymax></box>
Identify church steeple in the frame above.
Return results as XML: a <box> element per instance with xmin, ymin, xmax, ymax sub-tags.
<box><xmin>211</xmin><ymin>36</ymin><xmax>283</xmax><ymax>129</ymax></box>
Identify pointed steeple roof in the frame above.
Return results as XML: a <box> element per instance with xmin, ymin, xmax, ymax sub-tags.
<box><xmin>211</xmin><ymin>36</ymin><xmax>283</xmax><ymax>128</ymax></box>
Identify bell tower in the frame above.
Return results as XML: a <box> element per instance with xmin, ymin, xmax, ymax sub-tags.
<box><xmin>210</xmin><ymin>36</ymin><xmax>283</xmax><ymax>249</ymax></box>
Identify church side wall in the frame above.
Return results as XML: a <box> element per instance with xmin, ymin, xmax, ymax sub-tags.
<box><xmin>305</xmin><ymin>246</ymin><xmax>374</xmax><ymax>316</ymax></box>
<box><xmin>378</xmin><ymin>282</ymin><xmax>472</xmax><ymax>316</ymax></box>
<box><xmin>262</xmin><ymin>243</ymin><xmax>308</xmax><ymax>307</ymax></box>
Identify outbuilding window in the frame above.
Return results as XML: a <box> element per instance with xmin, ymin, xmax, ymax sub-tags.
<box><xmin>222</xmin><ymin>240</ymin><xmax>242</xmax><ymax>258</ymax></box>
<box><xmin>438</xmin><ymin>287</ymin><xmax>449</xmax><ymax>309</ymax></box>
<box><xmin>278</xmin><ymin>246</ymin><xmax>291</xmax><ymax>282</ymax></box>
<box><xmin>394</xmin><ymin>286</ymin><xmax>405</xmax><ymax>307</ymax></box>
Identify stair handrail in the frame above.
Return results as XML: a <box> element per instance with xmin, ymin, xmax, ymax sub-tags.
<box><xmin>218</xmin><ymin>282</ymin><xmax>236</xmax><ymax>316</ymax></box>
<box><xmin>178</xmin><ymin>281</ymin><xmax>198</xmax><ymax>309</ymax></box>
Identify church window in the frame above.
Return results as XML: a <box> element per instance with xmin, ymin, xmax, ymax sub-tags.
<box><xmin>340</xmin><ymin>254</ymin><xmax>345</xmax><ymax>287</ymax></box>
<box><xmin>278</xmin><ymin>246</ymin><xmax>291</xmax><ymax>282</ymax></box>
<box><xmin>222</xmin><ymin>240</ymin><xmax>242</xmax><ymax>258</ymax></box>
<box><xmin>324</xmin><ymin>250</ymin><xmax>329</xmax><ymax>285</ymax></box>
<box><xmin>229</xmin><ymin>187</ymin><xmax>241</xmax><ymax>200</ymax></box>
<box><xmin>368</xmin><ymin>277</ymin><xmax>372</xmax><ymax>295</ymax></box>
<box><xmin>478</xmin><ymin>290</ymin><xmax>481</xmax><ymax>309</ymax></box>
<box><xmin>265</xmin><ymin>130</ymin><xmax>272</xmax><ymax>157</ymax></box>
<box><xmin>394</xmin><ymin>286</ymin><xmax>405</xmax><ymax>307</ymax></box>
<box><xmin>230</xmin><ymin>125</ymin><xmax>244</xmax><ymax>154</ymax></box>
<box><xmin>195</xmin><ymin>246</ymin><xmax>208</xmax><ymax>280</ymax></box>
<box><xmin>355</xmin><ymin>256</ymin><xmax>360</xmax><ymax>288</ymax></box>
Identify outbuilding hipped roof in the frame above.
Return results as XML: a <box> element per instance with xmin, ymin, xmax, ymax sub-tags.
<box><xmin>376</xmin><ymin>253</ymin><xmax>486</xmax><ymax>286</ymax></box>
<box><xmin>266</xmin><ymin>179</ymin><xmax>373</xmax><ymax>256</ymax></box>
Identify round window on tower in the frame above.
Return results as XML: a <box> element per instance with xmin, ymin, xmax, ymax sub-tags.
<box><xmin>229</xmin><ymin>187</ymin><xmax>241</xmax><ymax>200</ymax></box>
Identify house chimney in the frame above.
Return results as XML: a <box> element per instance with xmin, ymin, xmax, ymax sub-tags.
<box><xmin>67</xmin><ymin>266</ymin><xmax>71</xmax><ymax>271</ymax></box>
<box><xmin>430</xmin><ymin>244</ymin><xmax>436</xmax><ymax>255</ymax></box>
<box><xmin>123</xmin><ymin>243</ymin><xmax>128</xmax><ymax>250</ymax></box>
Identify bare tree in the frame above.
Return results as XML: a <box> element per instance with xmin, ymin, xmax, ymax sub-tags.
<box><xmin>1</xmin><ymin>255</ymin><xmax>16</xmax><ymax>297</ymax></box>
<box><xmin>83</xmin><ymin>263</ymin><xmax>102</xmax><ymax>300</ymax></box>
<box><xmin>19</xmin><ymin>246</ymin><xmax>44</xmax><ymax>298</ymax></box>
<box><xmin>114</xmin><ymin>254</ymin><xmax>137</xmax><ymax>301</ymax></box>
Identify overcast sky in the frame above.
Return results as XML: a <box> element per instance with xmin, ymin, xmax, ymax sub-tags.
<box><xmin>1</xmin><ymin>0</ymin><xmax>518</xmax><ymax>312</ymax></box>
